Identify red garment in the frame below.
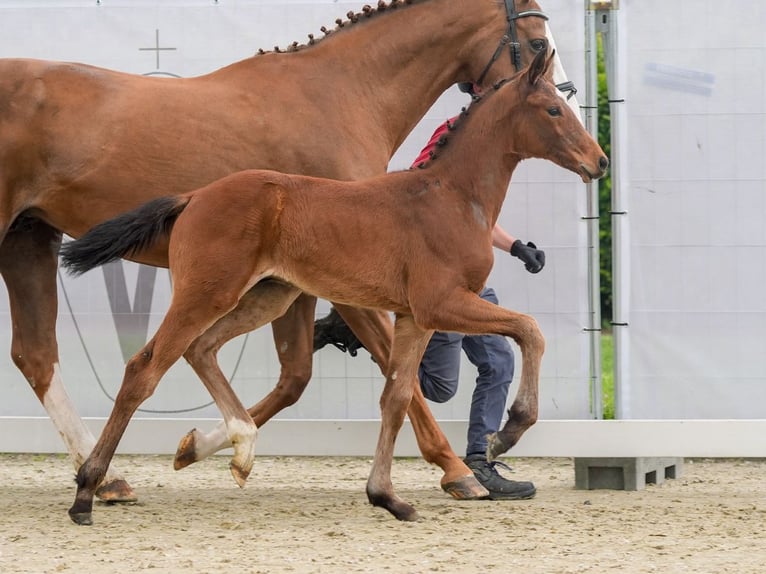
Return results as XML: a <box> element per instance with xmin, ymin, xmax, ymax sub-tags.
<box><xmin>410</xmin><ymin>116</ymin><xmax>459</xmax><ymax>168</ymax></box>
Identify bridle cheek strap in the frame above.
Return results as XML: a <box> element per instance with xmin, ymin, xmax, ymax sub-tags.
<box><xmin>475</xmin><ymin>0</ymin><xmax>549</xmax><ymax>88</ymax></box>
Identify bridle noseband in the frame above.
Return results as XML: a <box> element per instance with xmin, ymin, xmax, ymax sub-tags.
<box><xmin>475</xmin><ymin>0</ymin><xmax>549</xmax><ymax>87</ymax></box>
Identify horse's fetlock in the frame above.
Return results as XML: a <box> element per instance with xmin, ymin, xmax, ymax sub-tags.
<box><xmin>508</xmin><ymin>403</ymin><xmax>536</xmax><ymax>427</ymax></box>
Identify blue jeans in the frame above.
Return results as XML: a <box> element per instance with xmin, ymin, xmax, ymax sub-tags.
<box><xmin>418</xmin><ymin>287</ymin><xmax>515</xmax><ymax>457</ymax></box>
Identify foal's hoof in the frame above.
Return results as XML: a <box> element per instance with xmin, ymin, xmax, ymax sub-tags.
<box><xmin>368</xmin><ymin>492</ymin><xmax>421</xmax><ymax>522</ymax></box>
<box><xmin>96</xmin><ymin>479</ymin><xmax>137</xmax><ymax>503</ymax></box>
<box><xmin>174</xmin><ymin>429</ymin><xmax>198</xmax><ymax>470</ymax></box>
<box><xmin>486</xmin><ymin>432</ymin><xmax>513</xmax><ymax>460</ymax></box>
<box><xmin>68</xmin><ymin>510</ymin><xmax>93</xmax><ymax>526</ymax></box>
<box><xmin>229</xmin><ymin>461</ymin><xmax>251</xmax><ymax>488</ymax></box>
<box><xmin>397</xmin><ymin>506</ymin><xmax>421</xmax><ymax>522</ymax></box>
<box><xmin>386</xmin><ymin>500</ymin><xmax>421</xmax><ymax>522</ymax></box>
<box><xmin>441</xmin><ymin>474</ymin><xmax>490</xmax><ymax>500</ymax></box>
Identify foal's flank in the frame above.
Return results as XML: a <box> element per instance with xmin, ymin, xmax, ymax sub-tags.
<box><xmin>61</xmin><ymin>49</ymin><xmax>607</xmax><ymax>525</ymax></box>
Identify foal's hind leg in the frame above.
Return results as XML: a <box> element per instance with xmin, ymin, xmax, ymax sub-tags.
<box><xmin>174</xmin><ymin>280</ymin><xmax>303</xmax><ymax>469</ymax></box>
<box><xmin>332</xmin><ymin>304</ymin><xmax>487</xmax><ymax>500</ymax></box>
<box><xmin>70</xmin><ymin>284</ymin><xmax>257</xmax><ymax>525</ymax></box>
<box><xmin>0</xmin><ymin>220</ymin><xmax>134</xmax><ymax>502</ymax></box>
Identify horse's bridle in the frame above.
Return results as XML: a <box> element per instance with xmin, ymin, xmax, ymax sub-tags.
<box><xmin>475</xmin><ymin>0</ymin><xmax>549</xmax><ymax>86</ymax></box>
<box><xmin>472</xmin><ymin>0</ymin><xmax>577</xmax><ymax>100</ymax></box>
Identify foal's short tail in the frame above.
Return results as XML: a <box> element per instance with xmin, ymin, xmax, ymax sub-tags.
<box><xmin>60</xmin><ymin>195</ymin><xmax>190</xmax><ymax>276</ymax></box>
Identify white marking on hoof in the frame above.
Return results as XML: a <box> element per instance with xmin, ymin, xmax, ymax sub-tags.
<box><xmin>190</xmin><ymin>422</ymin><xmax>233</xmax><ymax>461</ymax></box>
<box><xmin>227</xmin><ymin>418</ymin><xmax>258</xmax><ymax>486</ymax></box>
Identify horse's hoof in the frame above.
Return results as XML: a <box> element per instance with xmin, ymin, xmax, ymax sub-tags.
<box><xmin>398</xmin><ymin>507</ymin><xmax>421</xmax><ymax>522</ymax></box>
<box><xmin>68</xmin><ymin>510</ymin><xmax>93</xmax><ymax>526</ymax></box>
<box><xmin>441</xmin><ymin>474</ymin><xmax>489</xmax><ymax>500</ymax></box>
<box><xmin>96</xmin><ymin>479</ymin><xmax>137</xmax><ymax>503</ymax></box>
<box><xmin>486</xmin><ymin>432</ymin><xmax>512</xmax><ymax>460</ymax></box>
<box><xmin>389</xmin><ymin>500</ymin><xmax>420</xmax><ymax>522</ymax></box>
<box><xmin>368</xmin><ymin>492</ymin><xmax>420</xmax><ymax>521</ymax></box>
<box><xmin>174</xmin><ymin>429</ymin><xmax>198</xmax><ymax>470</ymax></box>
<box><xmin>229</xmin><ymin>462</ymin><xmax>251</xmax><ymax>488</ymax></box>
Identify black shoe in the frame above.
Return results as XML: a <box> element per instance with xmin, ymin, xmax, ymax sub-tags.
<box><xmin>313</xmin><ymin>308</ymin><xmax>366</xmax><ymax>357</ymax></box>
<box><xmin>464</xmin><ymin>454</ymin><xmax>536</xmax><ymax>500</ymax></box>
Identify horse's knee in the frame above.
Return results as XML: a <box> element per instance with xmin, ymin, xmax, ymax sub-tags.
<box><xmin>517</xmin><ymin>315</ymin><xmax>545</xmax><ymax>355</ymax></box>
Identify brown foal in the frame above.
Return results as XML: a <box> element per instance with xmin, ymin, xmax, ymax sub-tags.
<box><xmin>62</xmin><ymin>50</ymin><xmax>608</xmax><ymax>525</ymax></box>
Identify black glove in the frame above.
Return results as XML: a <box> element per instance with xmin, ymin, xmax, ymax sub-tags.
<box><xmin>510</xmin><ymin>239</ymin><xmax>545</xmax><ymax>274</ymax></box>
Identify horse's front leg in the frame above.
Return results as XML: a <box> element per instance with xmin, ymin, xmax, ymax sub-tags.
<box><xmin>484</xmin><ymin>317</ymin><xmax>544</xmax><ymax>460</ymax></box>
<box><xmin>366</xmin><ymin>314</ymin><xmax>433</xmax><ymax>521</ymax></box>
<box><xmin>418</xmin><ymin>290</ymin><xmax>545</xmax><ymax>460</ymax></box>
<box><xmin>331</xmin><ymin>304</ymin><xmax>487</xmax><ymax>500</ymax></box>
<box><xmin>0</xmin><ymin>220</ymin><xmax>135</xmax><ymax>502</ymax></box>
<box><xmin>174</xmin><ymin>281</ymin><xmax>303</xmax><ymax>470</ymax></box>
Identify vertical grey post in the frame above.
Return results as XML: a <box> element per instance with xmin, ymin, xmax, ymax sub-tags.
<box><xmin>584</xmin><ymin>4</ymin><xmax>602</xmax><ymax>419</ymax></box>
<box><xmin>596</xmin><ymin>1</ymin><xmax>631</xmax><ymax>418</ymax></box>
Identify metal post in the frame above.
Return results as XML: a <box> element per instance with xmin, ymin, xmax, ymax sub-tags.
<box><xmin>595</xmin><ymin>1</ymin><xmax>631</xmax><ymax>419</ymax></box>
<box><xmin>584</xmin><ymin>5</ymin><xmax>602</xmax><ymax>419</ymax></box>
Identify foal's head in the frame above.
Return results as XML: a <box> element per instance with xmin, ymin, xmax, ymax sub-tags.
<box><xmin>505</xmin><ymin>49</ymin><xmax>609</xmax><ymax>182</ymax></box>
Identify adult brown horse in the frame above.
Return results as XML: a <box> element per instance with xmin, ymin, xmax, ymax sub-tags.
<box><xmin>0</xmin><ymin>0</ymin><xmax>552</xmax><ymax>503</ymax></box>
<box><xmin>61</xmin><ymin>49</ymin><xmax>608</xmax><ymax>525</ymax></box>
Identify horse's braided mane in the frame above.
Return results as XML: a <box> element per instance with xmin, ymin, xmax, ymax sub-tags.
<box><xmin>254</xmin><ymin>0</ymin><xmax>417</xmax><ymax>56</ymax></box>
<box><xmin>412</xmin><ymin>76</ymin><xmax>515</xmax><ymax>169</ymax></box>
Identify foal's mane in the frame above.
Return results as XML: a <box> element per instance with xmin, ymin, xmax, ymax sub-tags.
<box><xmin>412</xmin><ymin>75</ymin><xmax>518</xmax><ymax>169</ymax></box>
<box><xmin>254</xmin><ymin>0</ymin><xmax>419</xmax><ymax>56</ymax></box>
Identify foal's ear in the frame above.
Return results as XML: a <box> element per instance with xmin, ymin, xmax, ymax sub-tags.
<box><xmin>528</xmin><ymin>48</ymin><xmax>555</xmax><ymax>87</ymax></box>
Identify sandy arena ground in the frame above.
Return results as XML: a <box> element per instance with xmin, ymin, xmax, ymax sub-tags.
<box><xmin>0</xmin><ymin>454</ymin><xmax>763</xmax><ymax>573</ymax></box>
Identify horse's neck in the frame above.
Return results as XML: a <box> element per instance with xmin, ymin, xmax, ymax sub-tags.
<box><xmin>227</xmin><ymin>0</ymin><xmax>503</xmax><ymax>154</ymax></box>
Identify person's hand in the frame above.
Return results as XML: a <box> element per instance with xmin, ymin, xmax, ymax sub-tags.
<box><xmin>510</xmin><ymin>239</ymin><xmax>545</xmax><ymax>274</ymax></box>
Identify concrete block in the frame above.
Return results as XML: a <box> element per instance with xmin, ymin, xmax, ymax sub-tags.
<box><xmin>574</xmin><ymin>457</ymin><xmax>684</xmax><ymax>490</ymax></box>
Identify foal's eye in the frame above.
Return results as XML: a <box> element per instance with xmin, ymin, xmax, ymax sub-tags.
<box><xmin>547</xmin><ymin>107</ymin><xmax>562</xmax><ymax>117</ymax></box>
<box><xmin>530</xmin><ymin>39</ymin><xmax>547</xmax><ymax>52</ymax></box>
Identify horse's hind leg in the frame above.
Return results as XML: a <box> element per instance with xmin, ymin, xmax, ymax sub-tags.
<box><xmin>174</xmin><ymin>280</ymin><xmax>303</xmax><ymax>469</ymax></box>
<box><xmin>0</xmin><ymin>219</ymin><xmax>135</xmax><ymax>502</ymax></box>
<box><xmin>332</xmin><ymin>304</ymin><xmax>487</xmax><ymax>500</ymax></box>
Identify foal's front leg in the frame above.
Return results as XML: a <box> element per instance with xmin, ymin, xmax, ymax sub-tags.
<box><xmin>418</xmin><ymin>290</ymin><xmax>545</xmax><ymax>460</ymax></box>
<box><xmin>333</xmin><ymin>304</ymin><xmax>488</xmax><ymax>500</ymax></box>
<box><xmin>366</xmin><ymin>314</ymin><xmax>433</xmax><ymax>521</ymax></box>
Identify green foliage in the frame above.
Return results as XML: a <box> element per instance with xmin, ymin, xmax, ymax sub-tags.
<box><xmin>597</xmin><ymin>35</ymin><xmax>613</xmax><ymax>327</ymax></box>
<box><xmin>601</xmin><ymin>333</ymin><xmax>614</xmax><ymax>419</ymax></box>
<box><xmin>597</xmin><ymin>37</ymin><xmax>615</xmax><ymax>419</ymax></box>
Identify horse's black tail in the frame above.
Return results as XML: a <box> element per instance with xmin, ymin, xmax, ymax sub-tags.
<box><xmin>60</xmin><ymin>195</ymin><xmax>190</xmax><ymax>276</ymax></box>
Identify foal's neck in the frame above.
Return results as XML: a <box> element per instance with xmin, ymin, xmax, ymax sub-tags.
<box><xmin>420</xmin><ymin>88</ymin><xmax>526</xmax><ymax>227</ymax></box>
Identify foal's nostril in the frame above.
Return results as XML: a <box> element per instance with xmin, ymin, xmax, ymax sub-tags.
<box><xmin>599</xmin><ymin>156</ymin><xmax>609</xmax><ymax>171</ymax></box>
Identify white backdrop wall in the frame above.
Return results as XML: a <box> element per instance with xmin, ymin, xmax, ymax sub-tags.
<box><xmin>620</xmin><ymin>0</ymin><xmax>766</xmax><ymax>418</ymax></box>
<box><xmin>0</xmin><ymin>0</ymin><xmax>592</xmax><ymax>435</ymax></box>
